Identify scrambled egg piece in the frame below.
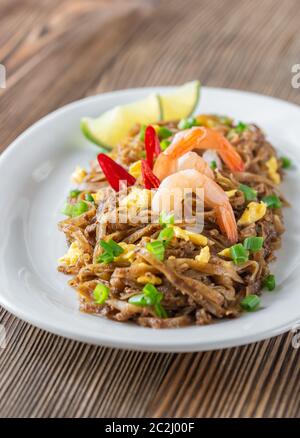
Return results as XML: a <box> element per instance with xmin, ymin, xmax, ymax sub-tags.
<box><xmin>137</xmin><ymin>273</ymin><xmax>162</xmax><ymax>285</ymax></box>
<box><xmin>172</xmin><ymin>226</ymin><xmax>208</xmax><ymax>246</ymax></box>
<box><xmin>91</xmin><ymin>191</ymin><xmax>103</xmax><ymax>203</ymax></box>
<box><xmin>218</xmin><ymin>248</ymin><xmax>232</xmax><ymax>258</ymax></box>
<box><xmin>71</xmin><ymin>166</ymin><xmax>87</xmax><ymax>184</ymax></box>
<box><xmin>238</xmin><ymin>201</ymin><xmax>267</xmax><ymax>226</ymax></box>
<box><xmin>266</xmin><ymin>157</ymin><xmax>280</xmax><ymax>184</ymax></box>
<box><xmin>195</xmin><ymin>245</ymin><xmax>210</xmax><ymax>263</ymax></box>
<box><xmin>129</xmin><ymin>160</ymin><xmax>142</xmax><ymax>179</ymax></box>
<box><xmin>115</xmin><ymin>242</ymin><xmax>136</xmax><ymax>263</ymax></box>
<box><xmin>119</xmin><ymin>187</ymin><xmax>151</xmax><ymax>210</ymax></box>
<box><xmin>226</xmin><ymin>189</ymin><xmax>237</xmax><ymax>198</ymax></box>
<box><xmin>58</xmin><ymin>242</ymin><xmax>82</xmax><ymax>266</ymax></box>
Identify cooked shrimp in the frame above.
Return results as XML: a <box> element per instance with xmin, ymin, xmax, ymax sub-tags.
<box><xmin>164</xmin><ymin>127</ymin><xmax>245</xmax><ymax>172</ymax></box>
<box><xmin>152</xmin><ymin>169</ymin><xmax>238</xmax><ymax>243</ymax></box>
<box><xmin>154</xmin><ymin>151</ymin><xmax>214</xmax><ymax>181</ymax></box>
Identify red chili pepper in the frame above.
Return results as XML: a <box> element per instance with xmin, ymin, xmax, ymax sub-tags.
<box><xmin>141</xmin><ymin>159</ymin><xmax>160</xmax><ymax>189</ymax></box>
<box><xmin>97</xmin><ymin>153</ymin><xmax>136</xmax><ymax>191</ymax></box>
<box><xmin>145</xmin><ymin>125</ymin><xmax>162</xmax><ymax>169</ymax></box>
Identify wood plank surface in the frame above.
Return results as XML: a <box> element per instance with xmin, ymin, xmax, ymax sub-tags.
<box><xmin>1</xmin><ymin>0</ymin><xmax>300</xmax><ymax>418</ymax></box>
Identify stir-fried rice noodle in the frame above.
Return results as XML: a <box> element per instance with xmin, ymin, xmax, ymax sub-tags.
<box><xmin>58</xmin><ymin>116</ymin><xmax>286</xmax><ymax>328</ymax></box>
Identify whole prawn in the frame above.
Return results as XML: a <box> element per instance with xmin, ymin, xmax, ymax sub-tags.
<box><xmin>152</xmin><ymin>169</ymin><xmax>238</xmax><ymax>243</ymax></box>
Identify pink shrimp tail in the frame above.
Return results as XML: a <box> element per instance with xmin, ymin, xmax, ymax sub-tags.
<box><xmin>215</xmin><ymin>204</ymin><xmax>238</xmax><ymax>243</ymax></box>
<box><xmin>218</xmin><ymin>138</ymin><xmax>245</xmax><ymax>172</ymax></box>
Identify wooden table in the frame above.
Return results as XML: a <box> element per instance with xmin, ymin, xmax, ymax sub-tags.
<box><xmin>1</xmin><ymin>0</ymin><xmax>300</xmax><ymax>418</ymax></box>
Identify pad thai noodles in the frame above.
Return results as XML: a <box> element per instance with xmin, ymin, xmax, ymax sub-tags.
<box><xmin>58</xmin><ymin>113</ymin><xmax>290</xmax><ymax>328</ymax></box>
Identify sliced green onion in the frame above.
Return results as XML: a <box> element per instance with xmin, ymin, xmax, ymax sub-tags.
<box><xmin>157</xmin><ymin>126</ymin><xmax>172</xmax><ymax>139</ymax></box>
<box><xmin>98</xmin><ymin>239</ymin><xmax>124</xmax><ymax>264</ymax></box>
<box><xmin>93</xmin><ymin>283</ymin><xmax>110</xmax><ymax>305</ymax></box>
<box><xmin>281</xmin><ymin>156</ymin><xmax>292</xmax><ymax>169</ymax></box>
<box><xmin>154</xmin><ymin>302</ymin><xmax>168</xmax><ymax>318</ymax></box>
<box><xmin>230</xmin><ymin>243</ymin><xmax>249</xmax><ymax>265</ymax></box>
<box><xmin>262</xmin><ymin>194</ymin><xmax>282</xmax><ymax>209</ymax></box>
<box><xmin>146</xmin><ymin>240</ymin><xmax>165</xmax><ymax>261</ymax></box>
<box><xmin>85</xmin><ymin>193</ymin><xmax>94</xmax><ymax>203</ymax></box>
<box><xmin>139</xmin><ymin>124</ymin><xmax>146</xmax><ymax>141</ymax></box>
<box><xmin>159</xmin><ymin>212</ymin><xmax>174</xmax><ymax>228</ymax></box>
<box><xmin>161</xmin><ymin>139</ymin><xmax>171</xmax><ymax>151</ymax></box>
<box><xmin>100</xmin><ymin>239</ymin><xmax>124</xmax><ymax>256</ymax></box>
<box><xmin>128</xmin><ymin>294</ymin><xmax>148</xmax><ymax>306</ymax></box>
<box><xmin>143</xmin><ymin>283</ymin><xmax>160</xmax><ymax>306</ymax></box>
<box><xmin>240</xmin><ymin>294</ymin><xmax>260</xmax><ymax>311</ymax></box>
<box><xmin>97</xmin><ymin>253</ymin><xmax>114</xmax><ymax>264</ymax></box>
<box><xmin>61</xmin><ymin>203</ymin><xmax>74</xmax><ymax>217</ymax></box>
<box><xmin>129</xmin><ymin>284</ymin><xmax>168</xmax><ymax>318</ymax></box>
<box><xmin>263</xmin><ymin>274</ymin><xmax>276</xmax><ymax>291</ymax></box>
<box><xmin>238</xmin><ymin>184</ymin><xmax>257</xmax><ymax>201</ymax></box>
<box><xmin>243</xmin><ymin>236</ymin><xmax>264</xmax><ymax>252</ymax></box>
<box><xmin>72</xmin><ymin>200</ymin><xmax>89</xmax><ymax>217</ymax></box>
<box><xmin>235</xmin><ymin>121</ymin><xmax>248</xmax><ymax>133</ymax></box>
<box><xmin>178</xmin><ymin>117</ymin><xmax>198</xmax><ymax>130</ymax></box>
<box><xmin>107</xmin><ymin>239</ymin><xmax>124</xmax><ymax>256</ymax></box>
<box><xmin>100</xmin><ymin>240</ymin><xmax>114</xmax><ymax>255</ymax></box>
<box><xmin>210</xmin><ymin>160</ymin><xmax>217</xmax><ymax>170</ymax></box>
<box><xmin>158</xmin><ymin>226</ymin><xmax>174</xmax><ymax>246</ymax></box>
<box><xmin>69</xmin><ymin>189</ymin><xmax>81</xmax><ymax>198</ymax></box>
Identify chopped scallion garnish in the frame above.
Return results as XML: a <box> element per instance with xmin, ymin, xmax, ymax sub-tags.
<box><xmin>243</xmin><ymin>236</ymin><xmax>264</xmax><ymax>252</ymax></box>
<box><xmin>160</xmin><ymin>139</ymin><xmax>171</xmax><ymax>151</ymax></box>
<box><xmin>129</xmin><ymin>283</ymin><xmax>167</xmax><ymax>318</ymax></box>
<box><xmin>210</xmin><ymin>160</ymin><xmax>217</xmax><ymax>170</ymax></box>
<box><xmin>235</xmin><ymin>121</ymin><xmax>248</xmax><ymax>134</ymax></box>
<box><xmin>159</xmin><ymin>212</ymin><xmax>174</xmax><ymax>228</ymax></box>
<box><xmin>281</xmin><ymin>156</ymin><xmax>292</xmax><ymax>169</ymax></box>
<box><xmin>94</xmin><ymin>283</ymin><xmax>110</xmax><ymax>305</ymax></box>
<box><xmin>240</xmin><ymin>294</ymin><xmax>260</xmax><ymax>311</ymax></box>
<box><xmin>143</xmin><ymin>283</ymin><xmax>162</xmax><ymax>306</ymax></box>
<box><xmin>61</xmin><ymin>202</ymin><xmax>74</xmax><ymax>217</ymax></box>
<box><xmin>146</xmin><ymin>240</ymin><xmax>165</xmax><ymax>261</ymax></box>
<box><xmin>97</xmin><ymin>239</ymin><xmax>124</xmax><ymax>264</ymax></box>
<box><xmin>178</xmin><ymin>116</ymin><xmax>198</xmax><ymax>130</ymax></box>
<box><xmin>230</xmin><ymin>243</ymin><xmax>249</xmax><ymax>265</ymax></box>
<box><xmin>139</xmin><ymin>124</ymin><xmax>146</xmax><ymax>141</ymax></box>
<box><xmin>85</xmin><ymin>193</ymin><xmax>94</xmax><ymax>203</ymax></box>
<box><xmin>157</xmin><ymin>126</ymin><xmax>172</xmax><ymax>139</ymax></box>
<box><xmin>62</xmin><ymin>200</ymin><xmax>88</xmax><ymax>217</ymax></box>
<box><xmin>154</xmin><ymin>303</ymin><xmax>168</xmax><ymax>318</ymax></box>
<box><xmin>72</xmin><ymin>200</ymin><xmax>89</xmax><ymax>217</ymax></box>
<box><xmin>158</xmin><ymin>226</ymin><xmax>174</xmax><ymax>246</ymax></box>
<box><xmin>238</xmin><ymin>184</ymin><xmax>257</xmax><ymax>201</ymax></box>
<box><xmin>262</xmin><ymin>194</ymin><xmax>281</xmax><ymax>209</ymax></box>
<box><xmin>107</xmin><ymin>239</ymin><xmax>124</xmax><ymax>256</ymax></box>
<box><xmin>263</xmin><ymin>274</ymin><xmax>276</xmax><ymax>291</ymax></box>
<box><xmin>128</xmin><ymin>294</ymin><xmax>148</xmax><ymax>306</ymax></box>
<box><xmin>69</xmin><ymin>189</ymin><xmax>81</xmax><ymax>198</ymax></box>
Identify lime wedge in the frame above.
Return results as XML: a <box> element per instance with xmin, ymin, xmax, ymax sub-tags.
<box><xmin>160</xmin><ymin>80</ymin><xmax>201</xmax><ymax>121</ymax></box>
<box><xmin>81</xmin><ymin>94</ymin><xmax>162</xmax><ymax>149</ymax></box>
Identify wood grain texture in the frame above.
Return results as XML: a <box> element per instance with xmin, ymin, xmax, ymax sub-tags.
<box><xmin>1</xmin><ymin>0</ymin><xmax>300</xmax><ymax>418</ymax></box>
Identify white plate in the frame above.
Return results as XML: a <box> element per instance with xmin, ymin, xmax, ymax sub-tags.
<box><xmin>1</xmin><ymin>86</ymin><xmax>300</xmax><ymax>352</ymax></box>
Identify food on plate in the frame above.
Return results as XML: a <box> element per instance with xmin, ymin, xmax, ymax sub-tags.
<box><xmin>57</xmin><ymin>82</ymin><xmax>290</xmax><ymax>328</ymax></box>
